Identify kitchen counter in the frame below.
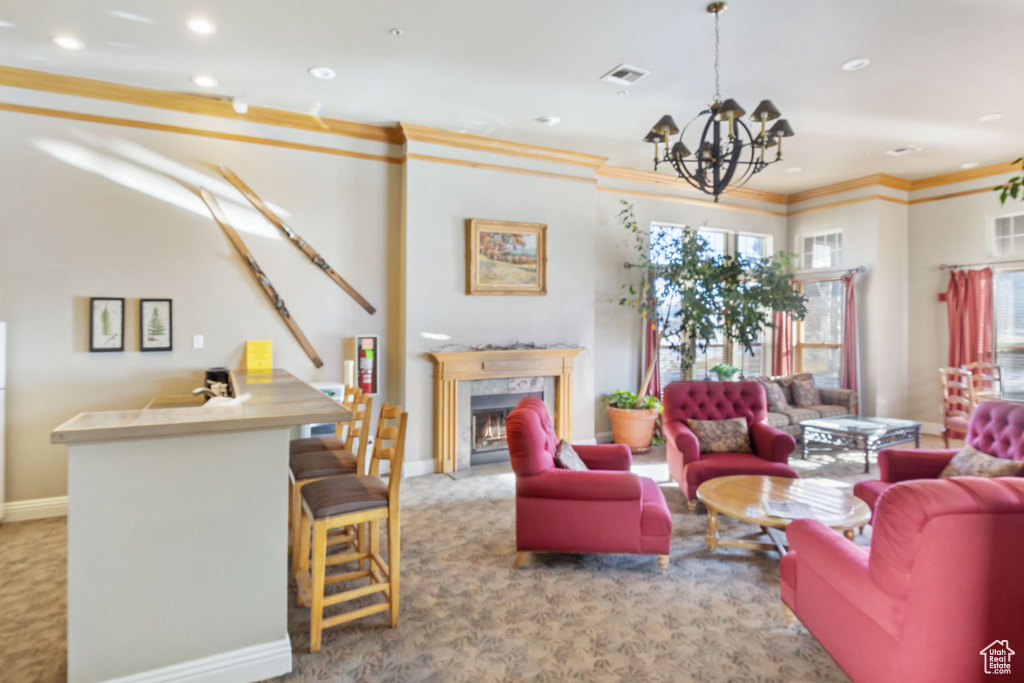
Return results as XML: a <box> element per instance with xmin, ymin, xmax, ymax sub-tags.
<box><xmin>53</xmin><ymin>369</ymin><xmax>350</xmax><ymax>444</ymax></box>
<box><xmin>54</xmin><ymin>369</ymin><xmax>347</xmax><ymax>683</ymax></box>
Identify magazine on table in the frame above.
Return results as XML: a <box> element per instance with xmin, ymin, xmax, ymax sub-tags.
<box><xmin>764</xmin><ymin>500</ymin><xmax>817</xmax><ymax>520</ymax></box>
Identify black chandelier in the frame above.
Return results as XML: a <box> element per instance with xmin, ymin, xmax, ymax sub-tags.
<box><xmin>645</xmin><ymin>2</ymin><xmax>794</xmax><ymax>202</ymax></box>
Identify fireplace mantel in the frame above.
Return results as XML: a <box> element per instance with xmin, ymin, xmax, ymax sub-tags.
<box><xmin>426</xmin><ymin>348</ymin><xmax>583</xmax><ymax>473</ymax></box>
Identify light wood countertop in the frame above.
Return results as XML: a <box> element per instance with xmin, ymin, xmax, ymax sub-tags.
<box><xmin>52</xmin><ymin>369</ymin><xmax>351</xmax><ymax>444</ymax></box>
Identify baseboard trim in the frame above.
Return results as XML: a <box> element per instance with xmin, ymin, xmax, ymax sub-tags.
<box><xmin>595</xmin><ymin>431</ymin><xmax>613</xmax><ymax>444</ymax></box>
<box><xmin>573</xmin><ymin>436</ymin><xmax>598</xmax><ymax>446</ymax></box>
<box><xmin>401</xmin><ymin>459</ymin><xmax>438</xmax><ymax>478</ymax></box>
<box><xmin>100</xmin><ymin>636</ymin><xmax>291</xmax><ymax>683</ymax></box>
<box><xmin>2</xmin><ymin>495</ymin><xmax>68</xmax><ymax>522</ymax></box>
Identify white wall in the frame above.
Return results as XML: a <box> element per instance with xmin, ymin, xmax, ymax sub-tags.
<box><xmin>0</xmin><ymin>107</ymin><xmax>396</xmax><ymax>503</ymax></box>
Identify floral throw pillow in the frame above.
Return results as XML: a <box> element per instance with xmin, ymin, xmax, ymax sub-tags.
<box><xmin>685</xmin><ymin>417</ymin><xmax>753</xmax><ymax>454</ymax></box>
<box><xmin>555</xmin><ymin>439</ymin><xmax>588</xmax><ymax>471</ymax></box>
<box><xmin>939</xmin><ymin>445</ymin><xmax>1023</xmax><ymax>478</ymax></box>
<box><xmin>758</xmin><ymin>379</ymin><xmax>790</xmax><ymax>412</ymax></box>
<box><xmin>792</xmin><ymin>378</ymin><xmax>821</xmax><ymax>407</ymax></box>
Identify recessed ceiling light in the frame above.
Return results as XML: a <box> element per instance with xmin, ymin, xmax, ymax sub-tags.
<box><xmin>51</xmin><ymin>35</ymin><xmax>84</xmax><ymax>50</ymax></box>
<box><xmin>617</xmin><ymin>90</ymin><xmax>629</xmax><ymax>96</ymax></box>
<box><xmin>185</xmin><ymin>17</ymin><xmax>216</xmax><ymax>35</ymax></box>
<box><xmin>106</xmin><ymin>10</ymin><xmax>154</xmax><ymax>23</ymax></box>
<box><xmin>960</xmin><ymin>162</ymin><xmax>979</xmax><ymax>170</ymax></box>
<box><xmin>0</xmin><ymin>20</ymin><xmax>16</xmax><ymax>28</ymax></box>
<box><xmin>308</xmin><ymin>66</ymin><xmax>336</xmax><ymax>80</ymax></box>
<box><xmin>190</xmin><ymin>74</ymin><xmax>218</xmax><ymax>88</ymax></box>
<box><xmin>537</xmin><ymin>115</ymin><xmax>560</xmax><ymax>126</ymax></box>
<box><xmin>979</xmin><ymin>112</ymin><xmax>1002</xmax><ymax>123</ymax></box>
<box><xmin>390</xmin><ymin>28</ymin><xmax>404</xmax><ymax>36</ymax></box>
<box><xmin>841</xmin><ymin>57</ymin><xmax>871</xmax><ymax>71</ymax></box>
<box><xmin>786</xmin><ymin>167</ymin><xmax>802</xmax><ymax>173</ymax></box>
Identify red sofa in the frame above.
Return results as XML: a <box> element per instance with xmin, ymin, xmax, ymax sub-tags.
<box><xmin>781</xmin><ymin>477</ymin><xmax>1024</xmax><ymax>683</ymax></box>
<box><xmin>506</xmin><ymin>397</ymin><xmax>672</xmax><ymax>569</ymax></box>
<box><xmin>663</xmin><ymin>381</ymin><xmax>798</xmax><ymax>508</ymax></box>
<box><xmin>855</xmin><ymin>399</ymin><xmax>1024</xmax><ymax>515</ymax></box>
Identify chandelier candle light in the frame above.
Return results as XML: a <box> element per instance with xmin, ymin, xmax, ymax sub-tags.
<box><xmin>646</xmin><ymin>2</ymin><xmax>794</xmax><ymax>201</ymax></box>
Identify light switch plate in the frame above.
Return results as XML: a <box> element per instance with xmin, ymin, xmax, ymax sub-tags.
<box><xmin>192</xmin><ymin>335</ymin><xmax>204</xmax><ymax>349</ymax></box>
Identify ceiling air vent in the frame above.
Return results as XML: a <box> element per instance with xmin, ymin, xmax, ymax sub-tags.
<box><xmin>885</xmin><ymin>145</ymin><xmax>922</xmax><ymax>157</ymax></box>
<box><xmin>601</xmin><ymin>64</ymin><xmax>650</xmax><ymax>86</ymax></box>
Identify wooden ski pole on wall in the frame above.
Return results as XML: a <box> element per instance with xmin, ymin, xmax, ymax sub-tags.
<box><xmin>218</xmin><ymin>164</ymin><xmax>377</xmax><ymax>315</ymax></box>
<box><xmin>198</xmin><ymin>188</ymin><xmax>324</xmax><ymax>368</ymax></box>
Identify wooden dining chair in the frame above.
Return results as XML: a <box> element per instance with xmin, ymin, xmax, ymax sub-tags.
<box><xmin>965</xmin><ymin>361</ymin><xmax>1004</xmax><ymax>402</ymax></box>
<box><xmin>295</xmin><ymin>403</ymin><xmax>408</xmax><ymax>651</ymax></box>
<box><xmin>939</xmin><ymin>367</ymin><xmax>976</xmax><ymax>448</ymax></box>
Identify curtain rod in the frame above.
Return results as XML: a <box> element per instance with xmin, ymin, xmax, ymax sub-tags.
<box><xmin>939</xmin><ymin>259</ymin><xmax>1024</xmax><ymax>270</ymax></box>
<box><xmin>795</xmin><ymin>265</ymin><xmax>866</xmax><ymax>276</ymax></box>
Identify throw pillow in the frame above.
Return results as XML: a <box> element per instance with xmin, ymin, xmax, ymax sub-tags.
<box><xmin>758</xmin><ymin>379</ymin><xmax>790</xmax><ymax>412</ymax></box>
<box><xmin>939</xmin><ymin>445</ymin><xmax>1023</xmax><ymax>479</ymax></box>
<box><xmin>685</xmin><ymin>417</ymin><xmax>753</xmax><ymax>454</ymax></box>
<box><xmin>792</xmin><ymin>378</ymin><xmax>821</xmax><ymax>407</ymax></box>
<box><xmin>779</xmin><ymin>373</ymin><xmax>813</xmax><ymax>404</ymax></box>
<box><xmin>555</xmin><ymin>439</ymin><xmax>588</xmax><ymax>471</ymax></box>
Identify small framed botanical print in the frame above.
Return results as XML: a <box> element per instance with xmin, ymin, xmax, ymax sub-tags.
<box><xmin>140</xmin><ymin>299</ymin><xmax>173</xmax><ymax>351</ymax></box>
<box><xmin>466</xmin><ymin>219</ymin><xmax>547</xmax><ymax>295</ymax></box>
<box><xmin>89</xmin><ymin>297</ymin><xmax>125</xmax><ymax>352</ymax></box>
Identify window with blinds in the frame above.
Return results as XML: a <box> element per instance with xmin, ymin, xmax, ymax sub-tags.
<box><xmin>994</xmin><ymin>214</ymin><xmax>1024</xmax><ymax>257</ymax></box>
<box><xmin>800</xmin><ymin>231</ymin><xmax>842</xmax><ymax>269</ymax></box>
<box><xmin>652</xmin><ymin>225</ymin><xmax>768</xmax><ymax>381</ymax></box>
<box><xmin>796</xmin><ymin>279</ymin><xmax>843</xmax><ymax>388</ymax></box>
<box><xmin>995</xmin><ymin>270</ymin><xmax>1024</xmax><ymax>398</ymax></box>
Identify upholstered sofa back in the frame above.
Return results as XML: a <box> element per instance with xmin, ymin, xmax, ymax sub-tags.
<box><xmin>663</xmin><ymin>381</ymin><xmax>768</xmax><ymax>427</ymax></box>
<box><xmin>966</xmin><ymin>399</ymin><xmax>1024</xmax><ymax>462</ymax></box>
<box><xmin>506</xmin><ymin>397</ymin><xmax>557</xmax><ymax>477</ymax></box>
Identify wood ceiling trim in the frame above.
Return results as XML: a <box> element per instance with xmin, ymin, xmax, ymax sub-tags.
<box><xmin>398</xmin><ymin>123</ymin><xmax>607</xmax><ymax>169</ymax></box>
<box><xmin>405</xmin><ymin>153</ymin><xmax>596</xmax><ymax>184</ymax></box>
<box><xmin>596</xmin><ymin>186</ymin><xmax>788</xmax><ymax>218</ymax></box>
<box><xmin>786</xmin><ymin>174</ymin><xmax>912</xmax><ymax>205</ymax></box>
<box><xmin>908</xmin><ymin>160</ymin><xmax>1020</xmax><ymax>191</ymax></box>
<box><xmin>596</xmin><ymin>165</ymin><xmax>789</xmax><ymax>205</ymax></box>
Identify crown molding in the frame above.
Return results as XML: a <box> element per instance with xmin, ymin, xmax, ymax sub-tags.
<box><xmin>597</xmin><ymin>186</ymin><xmax>787</xmax><ymax>218</ymax></box>
<box><xmin>595</xmin><ymin>165</ymin><xmax>789</xmax><ymax>205</ymax></box>
<box><xmin>0</xmin><ymin>65</ymin><xmax>400</xmax><ymax>144</ymax></box>
<box><xmin>405</xmin><ymin>153</ymin><xmax>595</xmax><ymax>184</ymax></box>
<box><xmin>398</xmin><ymin>123</ymin><xmax>607</xmax><ymax>169</ymax></box>
<box><xmin>908</xmin><ymin>160</ymin><xmax>1020</xmax><ymax>192</ymax></box>
<box><xmin>786</xmin><ymin>174</ymin><xmax>912</xmax><ymax>205</ymax></box>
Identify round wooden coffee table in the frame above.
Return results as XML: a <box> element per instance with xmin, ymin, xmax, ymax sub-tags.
<box><xmin>696</xmin><ymin>475</ymin><xmax>871</xmax><ymax>555</ymax></box>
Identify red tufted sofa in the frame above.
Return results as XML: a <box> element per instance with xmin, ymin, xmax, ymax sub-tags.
<box><xmin>506</xmin><ymin>397</ymin><xmax>672</xmax><ymax>570</ymax></box>
<box><xmin>782</xmin><ymin>477</ymin><xmax>1024</xmax><ymax>683</ymax></box>
<box><xmin>663</xmin><ymin>381</ymin><xmax>798</xmax><ymax>508</ymax></box>
<box><xmin>854</xmin><ymin>399</ymin><xmax>1024</xmax><ymax>515</ymax></box>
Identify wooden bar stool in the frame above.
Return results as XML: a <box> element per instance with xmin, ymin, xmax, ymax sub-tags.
<box><xmin>295</xmin><ymin>404</ymin><xmax>407</xmax><ymax>652</ymax></box>
<box><xmin>289</xmin><ymin>391</ymin><xmax>372</xmax><ymax>569</ymax></box>
<box><xmin>289</xmin><ymin>385</ymin><xmax>363</xmax><ymax>455</ymax></box>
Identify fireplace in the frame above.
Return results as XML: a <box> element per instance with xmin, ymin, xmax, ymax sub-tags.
<box><xmin>470</xmin><ymin>391</ymin><xmax>542</xmax><ymax>466</ymax></box>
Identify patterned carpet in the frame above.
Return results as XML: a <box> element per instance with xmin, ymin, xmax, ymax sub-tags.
<box><xmin>1</xmin><ymin>441</ymin><xmax>944</xmax><ymax>682</ymax></box>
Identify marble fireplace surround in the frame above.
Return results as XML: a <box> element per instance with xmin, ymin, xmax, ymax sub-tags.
<box><xmin>426</xmin><ymin>348</ymin><xmax>583</xmax><ymax>473</ymax></box>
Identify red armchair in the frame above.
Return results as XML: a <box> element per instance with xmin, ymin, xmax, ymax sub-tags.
<box><xmin>781</xmin><ymin>477</ymin><xmax>1024</xmax><ymax>683</ymax></box>
<box><xmin>663</xmin><ymin>381</ymin><xmax>798</xmax><ymax>509</ymax></box>
<box><xmin>506</xmin><ymin>397</ymin><xmax>672</xmax><ymax>571</ymax></box>
<box><xmin>855</xmin><ymin>399</ymin><xmax>1024</xmax><ymax>514</ymax></box>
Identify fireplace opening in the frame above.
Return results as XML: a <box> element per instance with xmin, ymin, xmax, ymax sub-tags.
<box><xmin>470</xmin><ymin>391</ymin><xmax>542</xmax><ymax>466</ymax></box>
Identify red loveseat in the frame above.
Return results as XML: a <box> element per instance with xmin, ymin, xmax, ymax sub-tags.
<box><xmin>506</xmin><ymin>397</ymin><xmax>672</xmax><ymax>571</ymax></box>
<box><xmin>855</xmin><ymin>399</ymin><xmax>1024</xmax><ymax>515</ymax></box>
<box><xmin>781</xmin><ymin>477</ymin><xmax>1024</xmax><ymax>683</ymax></box>
<box><xmin>663</xmin><ymin>381</ymin><xmax>798</xmax><ymax>509</ymax></box>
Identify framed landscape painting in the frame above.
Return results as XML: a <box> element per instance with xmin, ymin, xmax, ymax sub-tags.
<box><xmin>89</xmin><ymin>297</ymin><xmax>124</xmax><ymax>352</ymax></box>
<box><xmin>140</xmin><ymin>299</ymin><xmax>172</xmax><ymax>351</ymax></box>
<box><xmin>466</xmin><ymin>219</ymin><xmax>547</xmax><ymax>295</ymax></box>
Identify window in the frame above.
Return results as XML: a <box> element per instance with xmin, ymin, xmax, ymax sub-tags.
<box><xmin>652</xmin><ymin>225</ymin><xmax>769</xmax><ymax>382</ymax></box>
<box><xmin>995</xmin><ymin>270</ymin><xmax>1024</xmax><ymax>398</ymax></box>
<box><xmin>994</xmin><ymin>213</ymin><xmax>1024</xmax><ymax>257</ymax></box>
<box><xmin>795</xmin><ymin>279</ymin><xmax>843</xmax><ymax>389</ymax></box>
<box><xmin>800</xmin><ymin>230</ymin><xmax>842</xmax><ymax>270</ymax></box>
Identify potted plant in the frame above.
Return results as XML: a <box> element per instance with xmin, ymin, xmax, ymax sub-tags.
<box><xmin>711</xmin><ymin>363</ymin><xmax>741</xmax><ymax>381</ymax></box>
<box><xmin>609</xmin><ymin>201</ymin><xmax>806</xmax><ymax>451</ymax></box>
<box><xmin>602</xmin><ymin>390</ymin><xmax>663</xmax><ymax>454</ymax></box>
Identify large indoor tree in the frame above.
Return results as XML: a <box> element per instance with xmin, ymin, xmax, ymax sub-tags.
<box><xmin>617</xmin><ymin>201</ymin><xmax>807</xmax><ymax>398</ymax></box>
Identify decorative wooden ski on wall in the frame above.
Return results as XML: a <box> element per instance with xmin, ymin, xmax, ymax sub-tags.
<box><xmin>198</xmin><ymin>188</ymin><xmax>324</xmax><ymax>368</ymax></box>
<box><xmin>218</xmin><ymin>164</ymin><xmax>377</xmax><ymax>315</ymax></box>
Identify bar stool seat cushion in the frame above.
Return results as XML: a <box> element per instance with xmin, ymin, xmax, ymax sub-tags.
<box><xmin>290</xmin><ymin>450</ymin><xmax>357</xmax><ymax>481</ymax></box>
<box><xmin>302</xmin><ymin>475</ymin><xmax>388</xmax><ymax>519</ymax></box>
<box><xmin>290</xmin><ymin>436</ymin><xmax>346</xmax><ymax>456</ymax></box>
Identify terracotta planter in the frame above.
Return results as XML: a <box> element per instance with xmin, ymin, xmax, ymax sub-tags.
<box><xmin>607</xmin><ymin>407</ymin><xmax>660</xmax><ymax>454</ymax></box>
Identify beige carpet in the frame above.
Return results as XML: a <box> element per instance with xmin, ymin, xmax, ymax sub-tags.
<box><xmin>0</xmin><ymin>438</ymin><xmax>946</xmax><ymax>682</ymax></box>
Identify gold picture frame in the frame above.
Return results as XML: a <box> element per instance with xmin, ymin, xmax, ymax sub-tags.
<box><xmin>466</xmin><ymin>219</ymin><xmax>547</xmax><ymax>296</ymax></box>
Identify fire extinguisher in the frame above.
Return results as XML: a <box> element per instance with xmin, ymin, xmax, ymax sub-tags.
<box><xmin>359</xmin><ymin>347</ymin><xmax>374</xmax><ymax>394</ymax></box>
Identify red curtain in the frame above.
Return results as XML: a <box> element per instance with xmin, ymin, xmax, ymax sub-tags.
<box><xmin>840</xmin><ymin>271</ymin><xmax>859</xmax><ymax>392</ymax></box>
<box><xmin>772</xmin><ymin>311</ymin><xmax>793</xmax><ymax>376</ymax></box>
<box><xmin>643</xmin><ymin>321</ymin><xmax>661</xmax><ymax>398</ymax></box>
<box><xmin>947</xmin><ymin>268</ymin><xmax>994</xmax><ymax>367</ymax></box>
